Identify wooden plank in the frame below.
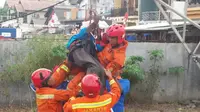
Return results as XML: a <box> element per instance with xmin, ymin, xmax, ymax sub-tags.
<box><xmin>187</xmin><ymin>7</ymin><xmax>200</xmax><ymax>11</ymax></box>
<box><xmin>187</xmin><ymin>11</ymin><xmax>200</xmax><ymax>15</ymax></box>
<box><xmin>188</xmin><ymin>15</ymin><xmax>200</xmax><ymax>19</ymax></box>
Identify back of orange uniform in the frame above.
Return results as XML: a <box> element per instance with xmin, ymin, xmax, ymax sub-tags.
<box><xmin>97</xmin><ymin>40</ymin><xmax>128</xmax><ymax>78</ymax></box>
<box><xmin>63</xmin><ymin>78</ymin><xmax>121</xmax><ymax>112</ymax></box>
<box><xmin>36</xmin><ymin>87</ymin><xmax>75</xmax><ymax>112</ymax></box>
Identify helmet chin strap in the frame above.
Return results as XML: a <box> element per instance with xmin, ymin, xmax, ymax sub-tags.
<box><xmin>111</xmin><ymin>44</ymin><xmax>119</xmax><ymax>48</ymax></box>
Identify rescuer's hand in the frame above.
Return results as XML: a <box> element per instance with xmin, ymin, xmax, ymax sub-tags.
<box><xmin>105</xmin><ymin>69</ymin><xmax>112</xmax><ymax>80</ymax></box>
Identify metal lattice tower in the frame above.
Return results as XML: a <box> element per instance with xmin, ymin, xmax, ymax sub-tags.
<box><xmin>153</xmin><ymin>0</ymin><xmax>200</xmax><ymax>69</ymax></box>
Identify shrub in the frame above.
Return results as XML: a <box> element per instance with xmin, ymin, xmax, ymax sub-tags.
<box><xmin>121</xmin><ymin>56</ymin><xmax>145</xmax><ymax>84</ymax></box>
<box><xmin>169</xmin><ymin>66</ymin><xmax>185</xmax><ymax>75</ymax></box>
<box><xmin>0</xmin><ymin>35</ymin><xmax>67</xmax><ymax>84</ymax></box>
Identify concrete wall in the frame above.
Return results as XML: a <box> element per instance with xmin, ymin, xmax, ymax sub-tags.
<box><xmin>127</xmin><ymin>42</ymin><xmax>200</xmax><ymax>102</ymax></box>
<box><xmin>0</xmin><ymin>40</ymin><xmax>35</xmax><ymax>106</ymax></box>
<box><xmin>0</xmin><ymin>41</ymin><xmax>200</xmax><ymax>104</ymax></box>
<box><xmin>0</xmin><ymin>41</ymin><xmax>28</xmax><ymax>71</ymax></box>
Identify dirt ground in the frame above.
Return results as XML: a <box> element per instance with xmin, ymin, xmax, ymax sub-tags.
<box><xmin>125</xmin><ymin>103</ymin><xmax>200</xmax><ymax>112</ymax></box>
<box><xmin>0</xmin><ymin>104</ymin><xmax>200</xmax><ymax>112</ymax></box>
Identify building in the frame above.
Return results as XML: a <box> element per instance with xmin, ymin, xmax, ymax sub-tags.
<box><xmin>3</xmin><ymin>0</ymin><xmax>56</xmax><ymax>24</ymax></box>
<box><xmin>112</xmin><ymin>0</ymin><xmax>138</xmax><ymax>16</ymax></box>
<box><xmin>126</xmin><ymin>0</ymin><xmax>200</xmax><ymax>43</ymax></box>
<box><xmin>138</xmin><ymin>0</ymin><xmax>200</xmax><ymax>22</ymax></box>
<box><xmin>96</xmin><ymin>0</ymin><xmax>114</xmax><ymax>15</ymax></box>
<box><xmin>2</xmin><ymin>0</ymin><xmax>85</xmax><ymax>25</ymax></box>
<box><xmin>104</xmin><ymin>0</ymin><xmax>138</xmax><ymax>26</ymax></box>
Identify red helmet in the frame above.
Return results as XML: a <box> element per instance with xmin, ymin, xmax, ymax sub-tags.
<box><xmin>106</xmin><ymin>24</ymin><xmax>125</xmax><ymax>44</ymax></box>
<box><xmin>31</xmin><ymin>68</ymin><xmax>52</xmax><ymax>88</ymax></box>
<box><xmin>81</xmin><ymin>74</ymin><xmax>101</xmax><ymax>98</ymax></box>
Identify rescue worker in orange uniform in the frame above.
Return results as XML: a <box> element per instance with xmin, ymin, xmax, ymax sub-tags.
<box><xmin>97</xmin><ymin>24</ymin><xmax>128</xmax><ymax>79</ymax></box>
<box><xmin>63</xmin><ymin>70</ymin><xmax>121</xmax><ymax>112</ymax></box>
<box><xmin>31</xmin><ymin>68</ymin><xmax>76</xmax><ymax>112</ymax></box>
<box><xmin>66</xmin><ymin>24</ymin><xmax>128</xmax><ymax>95</ymax></box>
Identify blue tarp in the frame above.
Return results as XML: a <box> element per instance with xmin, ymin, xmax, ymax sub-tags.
<box><xmin>126</xmin><ymin>35</ymin><xmax>136</xmax><ymax>41</ymax></box>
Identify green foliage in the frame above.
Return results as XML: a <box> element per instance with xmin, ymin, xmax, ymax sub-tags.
<box><xmin>169</xmin><ymin>66</ymin><xmax>185</xmax><ymax>75</ymax></box>
<box><xmin>122</xmin><ymin>56</ymin><xmax>145</xmax><ymax>84</ymax></box>
<box><xmin>51</xmin><ymin>44</ymin><xmax>68</xmax><ymax>59</ymax></box>
<box><xmin>144</xmin><ymin>49</ymin><xmax>164</xmax><ymax>102</ymax></box>
<box><xmin>148</xmin><ymin>49</ymin><xmax>164</xmax><ymax>61</ymax></box>
<box><xmin>130</xmin><ymin>49</ymin><xmax>165</xmax><ymax>103</ymax></box>
<box><xmin>148</xmin><ymin>49</ymin><xmax>164</xmax><ymax>74</ymax></box>
<box><xmin>125</xmin><ymin>56</ymin><xmax>145</xmax><ymax>65</ymax></box>
<box><xmin>0</xmin><ymin>35</ymin><xmax>67</xmax><ymax>84</ymax></box>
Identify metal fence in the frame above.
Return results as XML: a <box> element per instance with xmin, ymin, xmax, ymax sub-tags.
<box><xmin>142</xmin><ymin>11</ymin><xmax>170</xmax><ymax>21</ymax></box>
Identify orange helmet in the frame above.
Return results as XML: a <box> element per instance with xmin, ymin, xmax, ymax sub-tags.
<box><xmin>106</xmin><ymin>24</ymin><xmax>125</xmax><ymax>44</ymax></box>
<box><xmin>31</xmin><ymin>68</ymin><xmax>52</xmax><ymax>88</ymax></box>
<box><xmin>81</xmin><ymin>74</ymin><xmax>101</xmax><ymax>98</ymax></box>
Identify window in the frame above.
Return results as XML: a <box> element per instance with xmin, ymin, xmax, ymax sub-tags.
<box><xmin>23</xmin><ymin>15</ymin><xmax>27</xmax><ymax>23</ymax></box>
<box><xmin>33</xmin><ymin>14</ymin><xmax>40</xmax><ymax>19</ymax></box>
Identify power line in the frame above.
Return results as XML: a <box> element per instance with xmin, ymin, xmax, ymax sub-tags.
<box><xmin>0</xmin><ymin>0</ymin><xmax>68</xmax><ymax>23</ymax></box>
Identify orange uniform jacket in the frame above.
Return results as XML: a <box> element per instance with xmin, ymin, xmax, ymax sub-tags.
<box><xmin>97</xmin><ymin>40</ymin><xmax>128</xmax><ymax>78</ymax></box>
<box><xmin>66</xmin><ymin>72</ymin><xmax>85</xmax><ymax>94</ymax></box>
<box><xmin>48</xmin><ymin>60</ymin><xmax>84</xmax><ymax>88</ymax></box>
<box><xmin>36</xmin><ymin>88</ymin><xmax>74</xmax><ymax>112</ymax></box>
<box><xmin>63</xmin><ymin>78</ymin><xmax>121</xmax><ymax>112</ymax></box>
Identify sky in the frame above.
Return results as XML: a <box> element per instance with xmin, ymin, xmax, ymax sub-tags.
<box><xmin>0</xmin><ymin>0</ymin><xmax>6</xmax><ymax>8</ymax></box>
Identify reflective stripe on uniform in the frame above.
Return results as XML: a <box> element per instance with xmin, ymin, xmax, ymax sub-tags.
<box><xmin>72</xmin><ymin>98</ymin><xmax>112</xmax><ymax>109</ymax></box>
<box><xmin>66</xmin><ymin>87</ymin><xmax>72</xmax><ymax>91</ymax></box>
<box><xmin>69</xmin><ymin>97</ymin><xmax>75</xmax><ymax>101</ymax></box>
<box><xmin>60</xmin><ymin>65</ymin><xmax>70</xmax><ymax>73</ymax></box>
<box><xmin>36</xmin><ymin>94</ymin><xmax>54</xmax><ymax>99</ymax></box>
<box><xmin>109</xmin><ymin>79</ymin><xmax>115</xmax><ymax>85</ymax></box>
<box><xmin>56</xmin><ymin>68</ymin><xmax>60</xmax><ymax>72</ymax></box>
<box><xmin>78</xmin><ymin>83</ymin><xmax>81</xmax><ymax>87</ymax></box>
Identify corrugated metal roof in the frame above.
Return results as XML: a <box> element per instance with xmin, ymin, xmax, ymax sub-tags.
<box><xmin>20</xmin><ymin>0</ymin><xmax>56</xmax><ymax>11</ymax></box>
<box><xmin>125</xmin><ymin>21</ymin><xmax>198</xmax><ymax>31</ymax></box>
<box><xmin>6</xmin><ymin>0</ymin><xmax>20</xmax><ymax>8</ymax></box>
<box><xmin>15</xmin><ymin>4</ymin><xmax>24</xmax><ymax>12</ymax></box>
<box><xmin>6</xmin><ymin>0</ymin><xmax>56</xmax><ymax>11</ymax></box>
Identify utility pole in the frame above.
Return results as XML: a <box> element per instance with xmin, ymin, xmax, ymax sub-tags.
<box><xmin>127</xmin><ymin>0</ymin><xmax>129</xmax><ymax>15</ymax></box>
<box><xmin>90</xmin><ymin>0</ymin><xmax>92</xmax><ymax>10</ymax></box>
<box><xmin>126</xmin><ymin>0</ymin><xmax>129</xmax><ymax>26</ymax></box>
